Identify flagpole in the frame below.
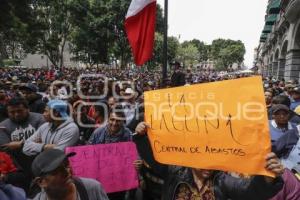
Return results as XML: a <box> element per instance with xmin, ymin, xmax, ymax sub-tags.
<box><xmin>162</xmin><ymin>0</ymin><xmax>168</xmax><ymax>86</ymax></box>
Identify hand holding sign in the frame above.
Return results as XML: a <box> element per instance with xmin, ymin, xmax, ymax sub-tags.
<box><xmin>66</xmin><ymin>142</ymin><xmax>139</xmax><ymax>193</ymax></box>
<box><xmin>144</xmin><ymin>76</ymin><xmax>273</xmax><ymax>177</ymax></box>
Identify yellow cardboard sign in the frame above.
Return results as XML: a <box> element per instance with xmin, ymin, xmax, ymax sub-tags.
<box><xmin>144</xmin><ymin>76</ymin><xmax>273</xmax><ymax>176</ymax></box>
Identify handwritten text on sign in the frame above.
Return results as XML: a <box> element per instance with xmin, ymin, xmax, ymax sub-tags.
<box><xmin>65</xmin><ymin>142</ymin><xmax>139</xmax><ymax>193</ymax></box>
<box><xmin>144</xmin><ymin>76</ymin><xmax>273</xmax><ymax>176</ymax></box>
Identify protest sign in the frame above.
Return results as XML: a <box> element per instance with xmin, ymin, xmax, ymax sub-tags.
<box><xmin>144</xmin><ymin>76</ymin><xmax>273</xmax><ymax>176</ymax></box>
<box><xmin>65</xmin><ymin>142</ymin><xmax>139</xmax><ymax>193</ymax></box>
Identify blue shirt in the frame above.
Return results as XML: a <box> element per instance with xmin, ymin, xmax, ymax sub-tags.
<box><xmin>290</xmin><ymin>100</ymin><xmax>300</xmax><ymax>111</ymax></box>
<box><xmin>269</xmin><ymin>120</ymin><xmax>297</xmax><ymax>143</ymax></box>
<box><xmin>89</xmin><ymin>125</ymin><xmax>132</xmax><ymax>144</ymax></box>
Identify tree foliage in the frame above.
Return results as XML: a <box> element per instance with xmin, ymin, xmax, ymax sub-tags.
<box><xmin>210</xmin><ymin>39</ymin><xmax>245</xmax><ymax>70</ymax></box>
<box><xmin>176</xmin><ymin>43</ymin><xmax>199</xmax><ymax>66</ymax></box>
<box><xmin>149</xmin><ymin>33</ymin><xmax>179</xmax><ymax>70</ymax></box>
<box><xmin>28</xmin><ymin>0</ymin><xmax>74</xmax><ymax>68</ymax></box>
<box><xmin>0</xmin><ymin>0</ymin><xmax>34</xmax><ymax>65</ymax></box>
<box><xmin>68</xmin><ymin>0</ymin><xmax>115</xmax><ymax>66</ymax></box>
<box><xmin>0</xmin><ymin>1</ymin><xmax>245</xmax><ymax>69</ymax></box>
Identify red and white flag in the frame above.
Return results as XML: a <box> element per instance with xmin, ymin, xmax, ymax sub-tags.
<box><xmin>125</xmin><ymin>0</ymin><xmax>156</xmax><ymax>66</ymax></box>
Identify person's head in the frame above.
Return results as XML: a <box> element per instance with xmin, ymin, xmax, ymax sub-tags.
<box><xmin>32</xmin><ymin>149</ymin><xmax>75</xmax><ymax>199</ymax></box>
<box><xmin>272</xmin><ymin>104</ymin><xmax>290</xmax><ymax>126</ymax></box>
<box><xmin>93</xmin><ymin>104</ymin><xmax>107</xmax><ymax>122</ymax></box>
<box><xmin>44</xmin><ymin>100</ymin><xmax>69</xmax><ymax>122</ymax></box>
<box><xmin>144</xmin><ymin>81</ymin><xmax>154</xmax><ymax>91</ymax></box>
<box><xmin>192</xmin><ymin>169</ymin><xmax>214</xmax><ymax>181</ymax></box>
<box><xmin>0</xmin><ymin>90</ymin><xmax>6</xmax><ymax>101</ymax></box>
<box><xmin>284</xmin><ymin>84</ymin><xmax>294</xmax><ymax>93</ymax></box>
<box><xmin>292</xmin><ymin>87</ymin><xmax>300</xmax><ymax>100</ymax></box>
<box><xmin>108</xmin><ymin>105</ymin><xmax>125</xmax><ymax>135</ymax></box>
<box><xmin>174</xmin><ymin>61</ymin><xmax>181</xmax><ymax>72</ymax></box>
<box><xmin>7</xmin><ymin>97</ymin><xmax>30</xmax><ymax>123</ymax></box>
<box><xmin>123</xmin><ymin>88</ymin><xmax>137</xmax><ymax>103</ymax></box>
<box><xmin>264</xmin><ymin>91</ymin><xmax>273</xmax><ymax>105</ymax></box>
<box><xmin>272</xmin><ymin>95</ymin><xmax>291</xmax><ymax>108</ymax></box>
<box><xmin>107</xmin><ymin>96</ymin><xmax>116</xmax><ymax>110</ymax></box>
<box><xmin>72</xmin><ymin>100</ymin><xmax>88</xmax><ymax>120</ymax></box>
<box><xmin>19</xmin><ymin>83</ymin><xmax>38</xmax><ymax>101</ymax></box>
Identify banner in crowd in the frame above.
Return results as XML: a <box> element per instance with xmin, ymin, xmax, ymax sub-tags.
<box><xmin>144</xmin><ymin>76</ymin><xmax>273</xmax><ymax>176</ymax></box>
<box><xmin>65</xmin><ymin>142</ymin><xmax>139</xmax><ymax>193</ymax></box>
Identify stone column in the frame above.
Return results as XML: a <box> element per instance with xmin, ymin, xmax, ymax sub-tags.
<box><xmin>272</xmin><ymin>61</ymin><xmax>279</xmax><ymax>78</ymax></box>
<box><xmin>267</xmin><ymin>64</ymin><xmax>272</xmax><ymax>77</ymax></box>
<box><xmin>284</xmin><ymin>49</ymin><xmax>300</xmax><ymax>81</ymax></box>
<box><xmin>278</xmin><ymin>59</ymin><xmax>286</xmax><ymax>80</ymax></box>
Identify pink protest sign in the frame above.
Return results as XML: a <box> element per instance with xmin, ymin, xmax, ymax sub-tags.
<box><xmin>65</xmin><ymin>142</ymin><xmax>139</xmax><ymax>193</ymax></box>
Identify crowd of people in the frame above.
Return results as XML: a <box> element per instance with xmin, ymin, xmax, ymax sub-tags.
<box><xmin>0</xmin><ymin>65</ymin><xmax>299</xmax><ymax>200</ymax></box>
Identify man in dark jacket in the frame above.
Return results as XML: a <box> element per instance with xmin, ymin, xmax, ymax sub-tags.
<box><xmin>171</xmin><ymin>62</ymin><xmax>186</xmax><ymax>87</ymax></box>
<box><xmin>19</xmin><ymin>83</ymin><xmax>46</xmax><ymax>114</ymax></box>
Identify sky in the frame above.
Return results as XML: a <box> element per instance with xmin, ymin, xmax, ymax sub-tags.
<box><xmin>156</xmin><ymin>0</ymin><xmax>268</xmax><ymax>68</ymax></box>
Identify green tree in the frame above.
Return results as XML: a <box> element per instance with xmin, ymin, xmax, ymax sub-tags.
<box><xmin>69</xmin><ymin>1</ymin><xmax>164</xmax><ymax>68</ymax></box>
<box><xmin>149</xmin><ymin>33</ymin><xmax>179</xmax><ymax>69</ymax></box>
<box><xmin>69</xmin><ymin>0</ymin><xmax>114</xmax><ymax>66</ymax></box>
<box><xmin>156</xmin><ymin>4</ymin><xmax>164</xmax><ymax>34</ymax></box>
<box><xmin>210</xmin><ymin>39</ymin><xmax>245</xmax><ymax>70</ymax></box>
<box><xmin>109</xmin><ymin>0</ymin><xmax>132</xmax><ymax>68</ymax></box>
<box><xmin>190</xmin><ymin>39</ymin><xmax>208</xmax><ymax>62</ymax></box>
<box><xmin>0</xmin><ymin>0</ymin><xmax>34</xmax><ymax>66</ymax></box>
<box><xmin>25</xmin><ymin>0</ymin><xmax>74</xmax><ymax>69</ymax></box>
<box><xmin>176</xmin><ymin>43</ymin><xmax>199</xmax><ymax>66</ymax></box>
<box><xmin>167</xmin><ymin>36</ymin><xmax>180</xmax><ymax>63</ymax></box>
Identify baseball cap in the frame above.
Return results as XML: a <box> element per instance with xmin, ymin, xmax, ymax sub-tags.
<box><xmin>292</xmin><ymin>87</ymin><xmax>300</xmax><ymax>94</ymax></box>
<box><xmin>285</xmin><ymin>84</ymin><xmax>296</xmax><ymax>89</ymax></box>
<box><xmin>19</xmin><ymin>83</ymin><xmax>38</xmax><ymax>93</ymax></box>
<box><xmin>124</xmin><ymin>88</ymin><xmax>135</xmax><ymax>94</ymax></box>
<box><xmin>272</xmin><ymin>104</ymin><xmax>290</xmax><ymax>114</ymax></box>
<box><xmin>47</xmin><ymin>100</ymin><xmax>69</xmax><ymax>119</ymax></box>
<box><xmin>31</xmin><ymin>149</ymin><xmax>75</xmax><ymax>177</ymax></box>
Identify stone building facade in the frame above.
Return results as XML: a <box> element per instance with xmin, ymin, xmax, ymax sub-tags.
<box><xmin>255</xmin><ymin>0</ymin><xmax>300</xmax><ymax>81</ymax></box>
<box><xmin>20</xmin><ymin>42</ymin><xmax>80</xmax><ymax>68</ymax></box>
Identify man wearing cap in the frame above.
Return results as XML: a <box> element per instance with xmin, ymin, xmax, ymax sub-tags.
<box><xmin>271</xmin><ymin>95</ymin><xmax>300</xmax><ymax>124</ymax></box>
<box><xmin>283</xmin><ymin>84</ymin><xmax>295</xmax><ymax>99</ymax></box>
<box><xmin>269</xmin><ymin>104</ymin><xmax>298</xmax><ymax>143</ymax></box>
<box><xmin>23</xmin><ymin>100</ymin><xmax>79</xmax><ymax>156</ymax></box>
<box><xmin>19</xmin><ymin>83</ymin><xmax>46</xmax><ymax>114</ymax></box>
<box><xmin>32</xmin><ymin>149</ymin><xmax>109</xmax><ymax>200</ymax></box>
<box><xmin>170</xmin><ymin>62</ymin><xmax>186</xmax><ymax>87</ymax></box>
<box><xmin>121</xmin><ymin>88</ymin><xmax>139</xmax><ymax>126</ymax></box>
